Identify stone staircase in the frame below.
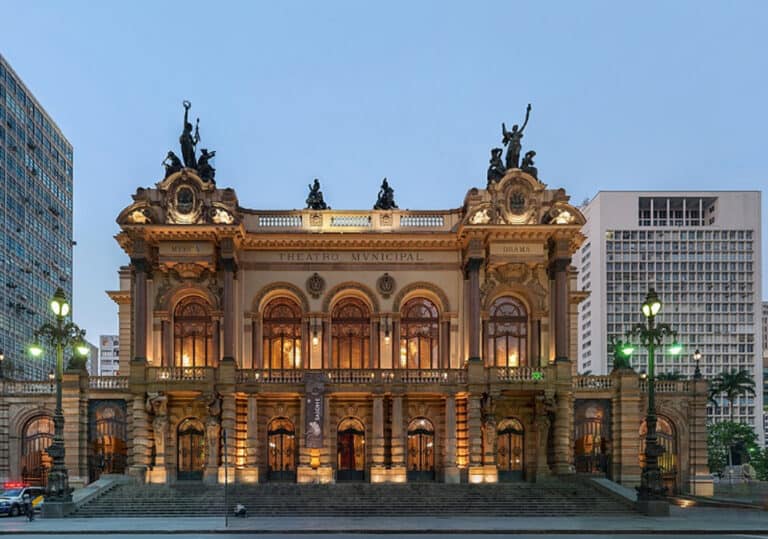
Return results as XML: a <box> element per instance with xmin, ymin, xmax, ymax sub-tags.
<box><xmin>70</xmin><ymin>479</ymin><xmax>634</xmax><ymax>517</ymax></box>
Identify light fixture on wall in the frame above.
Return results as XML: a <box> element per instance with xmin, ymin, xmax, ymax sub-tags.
<box><xmin>383</xmin><ymin>315</ymin><xmax>391</xmax><ymax>344</ymax></box>
<box><xmin>312</xmin><ymin>318</ymin><xmax>320</xmax><ymax>346</ymax></box>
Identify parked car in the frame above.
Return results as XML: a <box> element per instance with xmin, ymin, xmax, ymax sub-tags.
<box><xmin>0</xmin><ymin>484</ymin><xmax>44</xmax><ymax>517</ymax></box>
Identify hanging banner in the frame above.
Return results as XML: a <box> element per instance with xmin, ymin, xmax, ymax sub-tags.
<box><xmin>304</xmin><ymin>373</ymin><xmax>325</xmax><ymax>449</ymax></box>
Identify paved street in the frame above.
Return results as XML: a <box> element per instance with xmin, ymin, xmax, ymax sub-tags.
<box><xmin>5</xmin><ymin>535</ymin><xmax>768</xmax><ymax>539</ymax></box>
<box><xmin>0</xmin><ymin>506</ymin><xmax>766</xmax><ymax>537</ymax></box>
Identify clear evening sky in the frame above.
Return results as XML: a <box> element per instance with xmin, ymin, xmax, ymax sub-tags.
<box><xmin>1</xmin><ymin>1</ymin><xmax>766</xmax><ymax>343</ymax></box>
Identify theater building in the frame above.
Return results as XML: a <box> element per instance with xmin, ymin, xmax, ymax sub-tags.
<box><xmin>0</xmin><ymin>144</ymin><xmax>711</xmax><ymax>496</ymax></box>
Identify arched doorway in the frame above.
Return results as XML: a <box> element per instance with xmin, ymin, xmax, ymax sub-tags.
<box><xmin>177</xmin><ymin>418</ymin><xmax>205</xmax><ymax>481</ymax></box>
<box><xmin>267</xmin><ymin>418</ymin><xmax>296</xmax><ymax>481</ymax></box>
<box><xmin>407</xmin><ymin>417</ymin><xmax>435</xmax><ymax>481</ymax></box>
<box><xmin>639</xmin><ymin>416</ymin><xmax>678</xmax><ymax>494</ymax></box>
<box><xmin>88</xmin><ymin>401</ymin><xmax>128</xmax><ymax>483</ymax></box>
<box><xmin>337</xmin><ymin>417</ymin><xmax>365</xmax><ymax>481</ymax></box>
<box><xmin>574</xmin><ymin>400</ymin><xmax>611</xmax><ymax>475</ymax></box>
<box><xmin>21</xmin><ymin>416</ymin><xmax>54</xmax><ymax>487</ymax></box>
<box><xmin>497</xmin><ymin>418</ymin><xmax>525</xmax><ymax>481</ymax></box>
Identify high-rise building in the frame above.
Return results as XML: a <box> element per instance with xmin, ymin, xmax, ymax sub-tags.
<box><xmin>85</xmin><ymin>340</ymin><xmax>99</xmax><ymax>376</ymax></box>
<box><xmin>763</xmin><ymin>301</ymin><xmax>768</xmax><ymax>444</ymax></box>
<box><xmin>576</xmin><ymin>191</ymin><xmax>763</xmax><ymax>441</ymax></box>
<box><xmin>98</xmin><ymin>335</ymin><xmax>119</xmax><ymax>376</ymax></box>
<box><xmin>0</xmin><ymin>54</ymin><xmax>74</xmax><ymax>380</ymax></box>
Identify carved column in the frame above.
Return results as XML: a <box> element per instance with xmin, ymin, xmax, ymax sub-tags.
<box><xmin>244</xmin><ymin>395</ymin><xmax>259</xmax><ymax>483</ymax></box>
<box><xmin>529</xmin><ymin>318</ymin><xmax>540</xmax><ymax>367</ymax></box>
<box><xmin>465</xmin><ymin>258</ymin><xmax>484</xmax><ymax>361</ymax></box>
<box><xmin>549</xmin><ymin>257</ymin><xmax>571</xmax><ymax>362</ymax></box>
<box><xmin>221</xmin><ymin>256</ymin><xmax>237</xmax><ymax>363</ymax></box>
<box><xmin>552</xmin><ymin>360</ymin><xmax>574</xmax><ymax>474</ymax></box>
<box><xmin>131</xmin><ymin>257</ymin><xmax>149</xmax><ymax>364</ymax></box>
<box><xmin>535</xmin><ymin>395</ymin><xmax>552</xmax><ymax>479</ymax></box>
<box><xmin>161</xmin><ymin>319</ymin><xmax>172</xmax><ymax>366</ymax></box>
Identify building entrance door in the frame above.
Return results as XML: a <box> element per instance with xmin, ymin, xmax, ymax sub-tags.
<box><xmin>337</xmin><ymin>418</ymin><xmax>365</xmax><ymax>481</ymax></box>
<box><xmin>497</xmin><ymin>418</ymin><xmax>525</xmax><ymax>481</ymax></box>
<box><xmin>177</xmin><ymin>418</ymin><xmax>205</xmax><ymax>481</ymax></box>
<box><xmin>407</xmin><ymin>418</ymin><xmax>435</xmax><ymax>481</ymax></box>
<box><xmin>88</xmin><ymin>401</ymin><xmax>128</xmax><ymax>483</ymax></box>
<box><xmin>268</xmin><ymin>418</ymin><xmax>296</xmax><ymax>481</ymax></box>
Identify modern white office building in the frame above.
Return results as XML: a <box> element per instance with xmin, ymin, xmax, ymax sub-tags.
<box><xmin>98</xmin><ymin>335</ymin><xmax>119</xmax><ymax>376</ymax></box>
<box><xmin>575</xmin><ymin>191</ymin><xmax>763</xmax><ymax>440</ymax></box>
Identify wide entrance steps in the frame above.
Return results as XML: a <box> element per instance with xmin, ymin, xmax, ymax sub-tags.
<box><xmin>70</xmin><ymin>479</ymin><xmax>634</xmax><ymax>517</ymax></box>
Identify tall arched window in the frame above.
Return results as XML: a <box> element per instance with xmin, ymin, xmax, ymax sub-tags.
<box><xmin>330</xmin><ymin>298</ymin><xmax>370</xmax><ymax>369</ymax></box>
<box><xmin>262</xmin><ymin>298</ymin><xmax>303</xmax><ymax>371</ymax></box>
<box><xmin>399</xmin><ymin>298</ymin><xmax>439</xmax><ymax>369</ymax></box>
<box><xmin>173</xmin><ymin>297</ymin><xmax>217</xmax><ymax>367</ymax></box>
<box><xmin>22</xmin><ymin>416</ymin><xmax>54</xmax><ymax>486</ymax></box>
<box><xmin>485</xmin><ymin>296</ymin><xmax>528</xmax><ymax>367</ymax></box>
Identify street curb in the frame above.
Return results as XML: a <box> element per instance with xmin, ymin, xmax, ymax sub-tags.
<box><xmin>3</xmin><ymin>529</ymin><xmax>768</xmax><ymax>535</ymax></box>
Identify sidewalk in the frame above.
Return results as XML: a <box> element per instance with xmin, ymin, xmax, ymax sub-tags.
<box><xmin>0</xmin><ymin>506</ymin><xmax>767</xmax><ymax>535</ymax></box>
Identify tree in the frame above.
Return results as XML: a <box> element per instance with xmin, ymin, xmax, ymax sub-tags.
<box><xmin>708</xmin><ymin>369</ymin><xmax>756</xmax><ymax>422</ymax></box>
<box><xmin>707</xmin><ymin>421</ymin><xmax>758</xmax><ymax>476</ymax></box>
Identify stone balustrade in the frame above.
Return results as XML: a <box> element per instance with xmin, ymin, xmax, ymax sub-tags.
<box><xmin>488</xmin><ymin>366</ymin><xmax>543</xmax><ymax>382</ymax></box>
<box><xmin>147</xmin><ymin>367</ymin><xmax>216</xmax><ymax>382</ymax></box>
<box><xmin>0</xmin><ymin>379</ymin><xmax>53</xmax><ymax>394</ymax></box>
<box><xmin>244</xmin><ymin>209</ymin><xmax>459</xmax><ymax>233</ymax></box>
<box><xmin>640</xmin><ymin>379</ymin><xmax>691</xmax><ymax>393</ymax></box>
<box><xmin>574</xmin><ymin>375</ymin><xmax>613</xmax><ymax>390</ymax></box>
<box><xmin>234</xmin><ymin>368</ymin><xmax>467</xmax><ymax>386</ymax></box>
<box><xmin>89</xmin><ymin>376</ymin><xmax>130</xmax><ymax>390</ymax></box>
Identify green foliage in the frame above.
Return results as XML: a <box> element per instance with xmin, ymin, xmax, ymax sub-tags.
<box><xmin>751</xmin><ymin>446</ymin><xmax>768</xmax><ymax>481</ymax></box>
<box><xmin>708</xmin><ymin>369</ymin><xmax>756</xmax><ymax>421</ymax></box>
<box><xmin>707</xmin><ymin>421</ymin><xmax>759</xmax><ymax>476</ymax></box>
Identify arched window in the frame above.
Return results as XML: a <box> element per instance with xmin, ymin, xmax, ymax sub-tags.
<box><xmin>399</xmin><ymin>298</ymin><xmax>439</xmax><ymax>369</ymax></box>
<box><xmin>485</xmin><ymin>296</ymin><xmax>528</xmax><ymax>367</ymax></box>
<box><xmin>22</xmin><ymin>416</ymin><xmax>54</xmax><ymax>486</ymax></box>
<box><xmin>330</xmin><ymin>298</ymin><xmax>370</xmax><ymax>369</ymax></box>
<box><xmin>262</xmin><ymin>298</ymin><xmax>303</xmax><ymax>371</ymax></box>
<box><xmin>173</xmin><ymin>297</ymin><xmax>216</xmax><ymax>367</ymax></box>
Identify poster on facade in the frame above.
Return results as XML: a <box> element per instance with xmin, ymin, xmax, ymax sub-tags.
<box><xmin>305</xmin><ymin>372</ymin><xmax>325</xmax><ymax>449</ymax></box>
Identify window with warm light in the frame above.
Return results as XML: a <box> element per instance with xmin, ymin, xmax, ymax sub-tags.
<box><xmin>173</xmin><ymin>297</ymin><xmax>216</xmax><ymax>367</ymax></box>
<box><xmin>262</xmin><ymin>298</ymin><xmax>303</xmax><ymax>371</ymax></box>
<box><xmin>399</xmin><ymin>298</ymin><xmax>439</xmax><ymax>369</ymax></box>
<box><xmin>330</xmin><ymin>298</ymin><xmax>370</xmax><ymax>369</ymax></box>
<box><xmin>486</xmin><ymin>296</ymin><xmax>528</xmax><ymax>367</ymax></box>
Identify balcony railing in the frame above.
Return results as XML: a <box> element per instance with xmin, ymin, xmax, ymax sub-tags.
<box><xmin>488</xmin><ymin>366</ymin><xmax>543</xmax><ymax>382</ymax></box>
<box><xmin>147</xmin><ymin>367</ymin><xmax>216</xmax><ymax>382</ymax></box>
<box><xmin>640</xmin><ymin>379</ymin><xmax>691</xmax><ymax>393</ymax></box>
<box><xmin>574</xmin><ymin>375</ymin><xmax>613</xmax><ymax>391</ymax></box>
<box><xmin>0</xmin><ymin>380</ymin><xmax>53</xmax><ymax>394</ymax></box>
<box><xmin>244</xmin><ymin>209</ymin><xmax>459</xmax><ymax>233</ymax></box>
<box><xmin>235</xmin><ymin>369</ymin><xmax>467</xmax><ymax>385</ymax></box>
<box><xmin>89</xmin><ymin>376</ymin><xmax>129</xmax><ymax>390</ymax></box>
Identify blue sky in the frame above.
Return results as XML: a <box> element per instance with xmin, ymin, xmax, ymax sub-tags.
<box><xmin>1</xmin><ymin>1</ymin><xmax>766</xmax><ymax>341</ymax></box>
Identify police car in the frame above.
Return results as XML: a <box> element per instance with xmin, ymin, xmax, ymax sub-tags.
<box><xmin>0</xmin><ymin>483</ymin><xmax>44</xmax><ymax>517</ymax></box>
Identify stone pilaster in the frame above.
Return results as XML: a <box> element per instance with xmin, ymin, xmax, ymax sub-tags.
<box><xmin>689</xmin><ymin>377</ymin><xmax>713</xmax><ymax>495</ymax></box>
<box><xmin>370</xmin><ymin>394</ymin><xmax>386</xmax><ymax>482</ymax></box>
<box><xmin>552</xmin><ymin>359</ymin><xmax>573</xmax><ymax>474</ymax></box>
<box><xmin>131</xmin><ymin>256</ymin><xmax>149</xmax><ymax>364</ymax></box>
<box><xmin>390</xmin><ymin>394</ymin><xmax>405</xmax><ymax>478</ymax></box>
<box><xmin>548</xmin><ymin>254</ymin><xmax>571</xmax><ymax>363</ymax></box>
<box><xmin>443</xmin><ymin>395</ymin><xmax>459</xmax><ymax>483</ymax></box>
<box><xmin>534</xmin><ymin>394</ymin><xmax>552</xmax><ymax>479</ymax></box>
<box><xmin>218</xmin><ymin>358</ymin><xmax>236</xmax><ymax>483</ymax></box>
<box><xmin>465</xmin><ymin>257</ymin><xmax>484</xmax><ymax>361</ymax></box>
<box><xmin>611</xmin><ymin>369</ymin><xmax>642</xmax><ymax>486</ymax></box>
<box><xmin>62</xmin><ymin>369</ymin><xmax>88</xmax><ymax>488</ymax></box>
<box><xmin>221</xmin><ymin>255</ymin><xmax>237</xmax><ymax>364</ymax></box>
<box><xmin>241</xmin><ymin>395</ymin><xmax>259</xmax><ymax>482</ymax></box>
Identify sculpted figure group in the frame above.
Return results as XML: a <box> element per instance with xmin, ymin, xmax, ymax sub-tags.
<box><xmin>487</xmin><ymin>103</ymin><xmax>539</xmax><ymax>186</ymax></box>
<box><xmin>163</xmin><ymin>101</ymin><xmax>216</xmax><ymax>184</ymax></box>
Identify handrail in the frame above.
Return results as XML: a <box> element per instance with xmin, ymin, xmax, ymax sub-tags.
<box><xmin>574</xmin><ymin>375</ymin><xmax>613</xmax><ymax>390</ymax></box>
<box><xmin>89</xmin><ymin>376</ymin><xmax>130</xmax><ymax>390</ymax></box>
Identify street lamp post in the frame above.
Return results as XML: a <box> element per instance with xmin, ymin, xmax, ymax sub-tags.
<box><xmin>623</xmin><ymin>288</ymin><xmax>681</xmax><ymax>516</ymax></box>
<box><xmin>28</xmin><ymin>287</ymin><xmax>89</xmax><ymax>517</ymax></box>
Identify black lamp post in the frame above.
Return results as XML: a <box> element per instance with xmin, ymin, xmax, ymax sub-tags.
<box><xmin>29</xmin><ymin>287</ymin><xmax>88</xmax><ymax>514</ymax></box>
<box><xmin>0</xmin><ymin>350</ymin><xmax>4</xmax><ymax>378</ymax></box>
<box><xmin>623</xmin><ymin>288</ymin><xmax>681</xmax><ymax>516</ymax></box>
<box><xmin>693</xmin><ymin>349</ymin><xmax>702</xmax><ymax>380</ymax></box>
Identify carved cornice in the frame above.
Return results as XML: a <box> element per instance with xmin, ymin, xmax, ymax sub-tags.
<box><xmin>240</xmin><ymin>235</ymin><xmax>461</xmax><ymax>250</ymax></box>
<box><xmin>107</xmin><ymin>290</ymin><xmax>131</xmax><ymax>305</ymax></box>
